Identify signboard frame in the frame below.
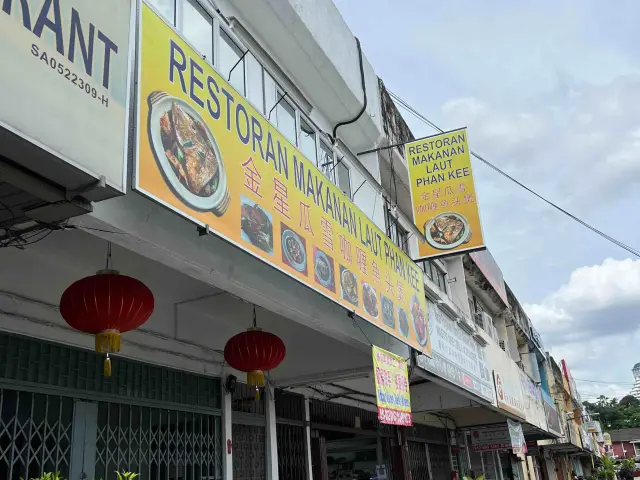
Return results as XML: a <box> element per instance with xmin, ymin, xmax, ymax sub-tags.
<box><xmin>0</xmin><ymin>0</ymin><xmax>136</xmax><ymax>193</ymax></box>
<box><xmin>372</xmin><ymin>346</ymin><xmax>413</xmax><ymax>426</ymax></box>
<box><xmin>404</xmin><ymin>128</ymin><xmax>485</xmax><ymax>260</ymax></box>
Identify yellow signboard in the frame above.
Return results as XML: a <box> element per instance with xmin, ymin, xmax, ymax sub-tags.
<box><xmin>405</xmin><ymin>129</ymin><xmax>484</xmax><ymax>259</ymax></box>
<box><xmin>372</xmin><ymin>346</ymin><xmax>412</xmax><ymax>426</ymax></box>
<box><xmin>136</xmin><ymin>3</ymin><xmax>431</xmax><ymax>356</ymax></box>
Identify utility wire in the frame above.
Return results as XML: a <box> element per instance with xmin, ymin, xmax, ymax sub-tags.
<box><xmin>387</xmin><ymin>90</ymin><xmax>640</xmax><ymax>259</ymax></box>
<box><xmin>574</xmin><ymin>378</ymin><xmax>635</xmax><ymax>385</ymax></box>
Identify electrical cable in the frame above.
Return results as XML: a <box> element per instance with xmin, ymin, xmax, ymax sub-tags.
<box><xmin>574</xmin><ymin>378</ymin><xmax>635</xmax><ymax>385</ymax></box>
<box><xmin>330</xmin><ymin>37</ymin><xmax>367</xmax><ymax>144</ymax></box>
<box><xmin>387</xmin><ymin>90</ymin><xmax>640</xmax><ymax>259</ymax></box>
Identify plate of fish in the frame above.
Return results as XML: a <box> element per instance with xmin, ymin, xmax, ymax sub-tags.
<box><xmin>148</xmin><ymin>91</ymin><xmax>229</xmax><ymax>215</ymax></box>
<box><xmin>424</xmin><ymin>212</ymin><xmax>471</xmax><ymax>250</ymax></box>
<box><xmin>282</xmin><ymin>229</ymin><xmax>307</xmax><ymax>272</ymax></box>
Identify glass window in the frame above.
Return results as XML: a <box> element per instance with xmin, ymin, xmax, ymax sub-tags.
<box><xmin>264</xmin><ymin>72</ymin><xmax>277</xmax><ymax>119</ymax></box>
<box><xmin>421</xmin><ymin>261</ymin><xmax>433</xmax><ymax>281</ymax></box>
<box><xmin>246</xmin><ymin>53</ymin><xmax>264</xmax><ymax>113</ymax></box>
<box><xmin>299</xmin><ymin>118</ymin><xmax>317</xmax><ymax>163</ymax></box>
<box><xmin>384</xmin><ymin>207</ymin><xmax>408</xmax><ymax>253</ymax></box>
<box><xmin>149</xmin><ymin>0</ymin><xmax>175</xmax><ymax>24</ymax></box>
<box><xmin>433</xmin><ymin>265</ymin><xmax>447</xmax><ymax>292</ymax></box>
<box><xmin>182</xmin><ymin>0</ymin><xmax>213</xmax><ymax>62</ymax></box>
<box><xmin>276</xmin><ymin>95</ymin><xmax>297</xmax><ymax>145</ymax></box>
<box><xmin>319</xmin><ymin>142</ymin><xmax>336</xmax><ymax>183</ymax></box>
<box><xmin>337</xmin><ymin>162</ymin><xmax>351</xmax><ymax>198</ymax></box>
<box><xmin>219</xmin><ymin>30</ymin><xmax>245</xmax><ymax>94</ymax></box>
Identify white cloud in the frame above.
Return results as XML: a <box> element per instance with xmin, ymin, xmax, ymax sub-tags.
<box><xmin>525</xmin><ymin>259</ymin><xmax>640</xmax><ymax>399</ymax></box>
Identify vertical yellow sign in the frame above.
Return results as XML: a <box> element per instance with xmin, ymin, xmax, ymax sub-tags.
<box><xmin>405</xmin><ymin>129</ymin><xmax>485</xmax><ymax>259</ymax></box>
<box><xmin>372</xmin><ymin>346</ymin><xmax>412</xmax><ymax>426</ymax></box>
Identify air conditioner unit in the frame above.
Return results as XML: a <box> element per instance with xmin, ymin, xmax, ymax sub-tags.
<box><xmin>499</xmin><ymin>340</ymin><xmax>507</xmax><ymax>351</ymax></box>
<box><xmin>457</xmin><ymin>317</ymin><xmax>476</xmax><ymax>334</ymax></box>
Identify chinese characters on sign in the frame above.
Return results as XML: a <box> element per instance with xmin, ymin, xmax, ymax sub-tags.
<box><xmin>372</xmin><ymin>346</ymin><xmax>412</xmax><ymax>426</ymax></box>
<box><xmin>404</xmin><ymin>129</ymin><xmax>485</xmax><ymax>260</ymax></box>
<box><xmin>416</xmin><ymin>301</ymin><xmax>494</xmax><ymax>402</ymax></box>
<box><xmin>135</xmin><ymin>4</ymin><xmax>431</xmax><ymax>357</ymax></box>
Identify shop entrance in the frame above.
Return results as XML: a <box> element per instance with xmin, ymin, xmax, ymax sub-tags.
<box><xmin>0</xmin><ymin>332</ymin><xmax>224</xmax><ymax>480</ymax></box>
<box><xmin>308</xmin><ymin>399</ymin><xmax>395</xmax><ymax>480</ymax></box>
<box><xmin>311</xmin><ymin>428</ymin><xmax>393</xmax><ymax>480</ymax></box>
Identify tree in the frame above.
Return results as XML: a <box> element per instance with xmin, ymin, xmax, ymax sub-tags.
<box><xmin>584</xmin><ymin>396</ymin><xmax>640</xmax><ymax>430</ymax></box>
<box><xmin>619</xmin><ymin>396</ymin><xmax>640</xmax><ymax>408</ymax></box>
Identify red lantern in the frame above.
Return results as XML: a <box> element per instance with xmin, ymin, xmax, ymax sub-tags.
<box><xmin>224</xmin><ymin>327</ymin><xmax>286</xmax><ymax>399</ymax></box>
<box><xmin>60</xmin><ymin>269</ymin><xmax>154</xmax><ymax>376</ymax></box>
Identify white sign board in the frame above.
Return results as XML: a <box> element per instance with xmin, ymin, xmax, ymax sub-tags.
<box><xmin>417</xmin><ymin>301</ymin><xmax>494</xmax><ymax>402</ymax></box>
<box><xmin>494</xmin><ymin>368</ymin><xmax>526</xmax><ymax>419</ymax></box>
<box><xmin>0</xmin><ymin>0</ymin><xmax>134</xmax><ymax>191</ymax></box>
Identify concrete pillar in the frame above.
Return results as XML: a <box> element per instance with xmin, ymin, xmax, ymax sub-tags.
<box><xmin>222</xmin><ymin>389</ymin><xmax>233</xmax><ymax>480</ymax></box>
<box><xmin>265</xmin><ymin>385</ymin><xmax>279</xmax><ymax>480</ymax></box>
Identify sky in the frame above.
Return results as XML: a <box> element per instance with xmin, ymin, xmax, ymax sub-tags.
<box><xmin>334</xmin><ymin>0</ymin><xmax>640</xmax><ymax>402</ymax></box>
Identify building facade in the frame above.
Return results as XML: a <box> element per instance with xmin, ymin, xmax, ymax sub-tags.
<box><xmin>0</xmin><ymin>1</ymin><xmax>598</xmax><ymax>480</ymax></box>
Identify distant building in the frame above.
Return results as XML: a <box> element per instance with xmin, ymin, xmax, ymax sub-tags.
<box><xmin>608</xmin><ymin>428</ymin><xmax>640</xmax><ymax>459</ymax></box>
<box><xmin>631</xmin><ymin>363</ymin><xmax>640</xmax><ymax>399</ymax></box>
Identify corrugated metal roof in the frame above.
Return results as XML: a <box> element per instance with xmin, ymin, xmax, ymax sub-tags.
<box><xmin>608</xmin><ymin>428</ymin><xmax>640</xmax><ymax>442</ymax></box>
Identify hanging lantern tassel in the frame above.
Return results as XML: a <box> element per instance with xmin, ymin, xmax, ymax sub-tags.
<box><xmin>104</xmin><ymin>354</ymin><xmax>112</xmax><ymax>377</ymax></box>
<box><xmin>95</xmin><ymin>329</ymin><xmax>121</xmax><ymax>354</ymax></box>
<box><xmin>248</xmin><ymin>370</ymin><xmax>265</xmax><ymax>401</ymax></box>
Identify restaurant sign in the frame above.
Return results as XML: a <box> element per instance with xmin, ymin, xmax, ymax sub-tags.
<box><xmin>404</xmin><ymin>129</ymin><xmax>485</xmax><ymax>260</ymax></box>
<box><xmin>494</xmin><ymin>369</ymin><xmax>526</xmax><ymax>419</ymax></box>
<box><xmin>470</xmin><ymin>421</ymin><xmax>526</xmax><ymax>454</ymax></box>
<box><xmin>416</xmin><ymin>301</ymin><xmax>494</xmax><ymax>402</ymax></box>
<box><xmin>135</xmin><ymin>3</ymin><xmax>431</xmax><ymax>355</ymax></box>
<box><xmin>372</xmin><ymin>346</ymin><xmax>412</xmax><ymax>426</ymax></box>
<box><xmin>0</xmin><ymin>0</ymin><xmax>134</xmax><ymax>191</ymax></box>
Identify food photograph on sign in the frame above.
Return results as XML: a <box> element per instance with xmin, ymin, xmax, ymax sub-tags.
<box><xmin>404</xmin><ymin>129</ymin><xmax>485</xmax><ymax>260</ymax></box>
<box><xmin>135</xmin><ymin>2</ymin><xmax>431</xmax><ymax>356</ymax></box>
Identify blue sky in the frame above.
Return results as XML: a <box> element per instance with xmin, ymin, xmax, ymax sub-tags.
<box><xmin>335</xmin><ymin>0</ymin><xmax>640</xmax><ymax>400</ymax></box>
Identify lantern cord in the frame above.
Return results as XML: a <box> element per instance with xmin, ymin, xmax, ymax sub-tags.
<box><xmin>105</xmin><ymin>242</ymin><xmax>113</xmax><ymax>270</ymax></box>
<box><xmin>252</xmin><ymin>305</ymin><xmax>257</xmax><ymax>328</ymax></box>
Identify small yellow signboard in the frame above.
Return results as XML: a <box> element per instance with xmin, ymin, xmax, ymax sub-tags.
<box><xmin>372</xmin><ymin>346</ymin><xmax>412</xmax><ymax>426</ymax></box>
<box><xmin>405</xmin><ymin>129</ymin><xmax>485</xmax><ymax>259</ymax></box>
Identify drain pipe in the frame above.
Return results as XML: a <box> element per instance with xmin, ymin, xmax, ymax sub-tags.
<box><xmin>330</xmin><ymin>36</ymin><xmax>368</xmax><ymax>144</ymax></box>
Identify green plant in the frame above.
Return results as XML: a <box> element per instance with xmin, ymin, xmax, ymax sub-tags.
<box><xmin>116</xmin><ymin>473</ymin><xmax>139</xmax><ymax>480</ymax></box>
<box><xmin>597</xmin><ymin>456</ymin><xmax>617</xmax><ymax>480</ymax></box>
<box><xmin>20</xmin><ymin>474</ymin><xmax>65</xmax><ymax>480</ymax></box>
<box><xmin>463</xmin><ymin>475</ymin><xmax>485</xmax><ymax>480</ymax></box>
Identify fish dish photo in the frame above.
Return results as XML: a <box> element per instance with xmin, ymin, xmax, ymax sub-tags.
<box><xmin>147</xmin><ymin>92</ymin><xmax>229</xmax><ymax>215</ymax></box>
<box><xmin>340</xmin><ymin>266</ymin><xmax>358</xmax><ymax>306</ymax></box>
<box><xmin>381</xmin><ymin>296</ymin><xmax>395</xmax><ymax>328</ymax></box>
<box><xmin>281</xmin><ymin>226</ymin><xmax>307</xmax><ymax>274</ymax></box>
<box><xmin>241</xmin><ymin>198</ymin><xmax>274</xmax><ymax>254</ymax></box>
<box><xmin>411</xmin><ymin>295</ymin><xmax>428</xmax><ymax>346</ymax></box>
<box><xmin>425</xmin><ymin>212</ymin><xmax>471</xmax><ymax>250</ymax></box>
<box><xmin>314</xmin><ymin>249</ymin><xmax>335</xmax><ymax>292</ymax></box>
<box><xmin>362</xmin><ymin>282</ymin><xmax>379</xmax><ymax>318</ymax></box>
<box><xmin>398</xmin><ymin>308</ymin><xmax>409</xmax><ymax>337</ymax></box>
